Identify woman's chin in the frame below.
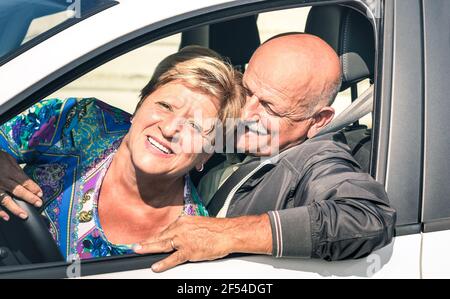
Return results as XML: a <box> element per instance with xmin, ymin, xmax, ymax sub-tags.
<box><xmin>134</xmin><ymin>154</ymin><xmax>169</xmax><ymax>170</ymax></box>
<box><xmin>134</xmin><ymin>163</ymin><xmax>171</xmax><ymax>177</ymax></box>
<box><xmin>132</xmin><ymin>154</ymin><xmax>184</xmax><ymax>178</ymax></box>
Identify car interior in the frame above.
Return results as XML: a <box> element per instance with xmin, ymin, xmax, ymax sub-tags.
<box><xmin>186</xmin><ymin>4</ymin><xmax>375</xmax><ymax>186</ymax></box>
<box><xmin>0</xmin><ymin>4</ymin><xmax>376</xmax><ymax>268</ymax></box>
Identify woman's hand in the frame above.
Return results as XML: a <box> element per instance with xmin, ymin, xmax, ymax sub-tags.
<box><xmin>0</xmin><ymin>151</ymin><xmax>43</xmax><ymax>221</ymax></box>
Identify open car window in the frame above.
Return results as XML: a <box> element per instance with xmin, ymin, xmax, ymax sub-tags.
<box><xmin>0</xmin><ymin>0</ymin><xmax>117</xmax><ymax>66</ymax></box>
<box><xmin>257</xmin><ymin>7</ymin><xmax>373</xmax><ymax>128</ymax></box>
<box><xmin>48</xmin><ymin>34</ymin><xmax>182</xmax><ymax>113</ymax></box>
<box><xmin>0</xmin><ymin>0</ymin><xmax>391</xmax><ymax>278</ymax></box>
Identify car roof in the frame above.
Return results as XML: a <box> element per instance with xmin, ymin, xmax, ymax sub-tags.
<box><xmin>0</xmin><ymin>0</ymin><xmax>235</xmax><ymax>115</ymax></box>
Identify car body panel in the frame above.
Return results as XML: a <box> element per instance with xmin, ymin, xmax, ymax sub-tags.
<box><xmin>83</xmin><ymin>234</ymin><xmax>420</xmax><ymax>279</ymax></box>
<box><xmin>383</xmin><ymin>0</ymin><xmax>423</xmax><ymax>227</ymax></box>
<box><xmin>422</xmin><ymin>230</ymin><xmax>450</xmax><ymax>278</ymax></box>
<box><xmin>421</xmin><ymin>0</ymin><xmax>450</xmax><ymax>224</ymax></box>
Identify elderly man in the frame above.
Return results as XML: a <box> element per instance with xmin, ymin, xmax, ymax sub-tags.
<box><xmin>133</xmin><ymin>33</ymin><xmax>396</xmax><ymax>272</ymax></box>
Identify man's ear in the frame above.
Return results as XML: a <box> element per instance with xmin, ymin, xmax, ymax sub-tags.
<box><xmin>306</xmin><ymin>107</ymin><xmax>335</xmax><ymax>138</ymax></box>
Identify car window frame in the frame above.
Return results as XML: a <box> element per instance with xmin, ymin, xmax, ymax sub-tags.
<box><xmin>420</xmin><ymin>0</ymin><xmax>450</xmax><ymax>233</ymax></box>
<box><xmin>0</xmin><ymin>0</ymin><xmax>388</xmax><ymax>278</ymax></box>
<box><xmin>372</xmin><ymin>0</ymin><xmax>426</xmax><ymax>236</ymax></box>
<box><xmin>0</xmin><ymin>0</ymin><xmax>119</xmax><ymax>67</ymax></box>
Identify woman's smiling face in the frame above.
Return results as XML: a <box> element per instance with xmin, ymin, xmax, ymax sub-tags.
<box><xmin>126</xmin><ymin>80</ymin><xmax>220</xmax><ymax>178</ymax></box>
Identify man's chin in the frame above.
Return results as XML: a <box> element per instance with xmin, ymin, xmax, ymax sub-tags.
<box><xmin>237</xmin><ymin>132</ymin><xmax>281</xmax><ymax>155</ymax></box>
<box><xmin>236</xmin><ymin>143</ymin><xmax>278</xmax><ymax>157</ymax></box>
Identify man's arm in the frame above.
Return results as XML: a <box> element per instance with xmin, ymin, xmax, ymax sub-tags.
<box><xmin>268</xmin><ymin>158</ymin><xmax>396</xmax><ymax>260</ymax></box>
<box><xmin>135</xmin><ymin>157</ymin><xmax>396</xmax><ymax>271</ymax></box>
<box><xmin>134</xmin><ymin>214</ymin><xmax>272</xmax><ymax>272</ymax></box>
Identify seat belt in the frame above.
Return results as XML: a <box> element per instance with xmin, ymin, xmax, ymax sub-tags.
<box><xmin>206</xmin><ymin>158</ymin><xmax>274</xmax><ymax>217</ymax></box>
<box><xmin>206</xmin><ymin>146</ymin><xmax>299</xmax><ymax>217</ymax></box>
<box><xmin>316</xmin><ymin>85</ymin><xmax>373</xmax><ymax>137</ymax></box>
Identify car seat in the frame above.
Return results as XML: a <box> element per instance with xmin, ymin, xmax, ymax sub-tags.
<box><xmin>305</xmin><ymin>4</ymin><xmax>376</xmax><ymax>172</ymax></box>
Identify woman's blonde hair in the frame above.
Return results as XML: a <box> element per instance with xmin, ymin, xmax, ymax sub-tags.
<box><xmin>136</xmin><ymin>45</ymin><xmax>244</xmax><ymax>124</ymax></box>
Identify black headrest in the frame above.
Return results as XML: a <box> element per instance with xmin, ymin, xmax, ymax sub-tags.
<box><xmin>210</xmin><ymin>16</ymin><xmax>260</xmax><ymax>69</ymax></box>
<box><xmin>305</xmin><ymin>5</ymin><xmax>375</xmax><ymax>91</ymax></box>
<box><xmin>181</xmin><ymin>16</ymin><xmax>260</xmax><ymax>71</ymax></box>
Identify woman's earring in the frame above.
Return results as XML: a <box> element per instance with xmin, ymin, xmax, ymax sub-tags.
<box><xmin>197</xmin><ymin>164</ymin><xmax>204</xmax><ymax>172</ymax></box>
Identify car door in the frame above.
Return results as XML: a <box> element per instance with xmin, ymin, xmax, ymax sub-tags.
<box><xmin>419</xmin><ymin>0</ymin><xmax>450</xmax><ymax>279</ymax></box>
<box><xmin>0</xmin><ymin>0</ymin><xmax>425</xmax><ymax>278</ymax></box>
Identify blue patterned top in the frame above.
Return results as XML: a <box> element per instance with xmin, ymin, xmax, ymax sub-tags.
<box><xmin>0</xmin><ymin>98</ymin><xmax>208</xmax><ymax>261</ymax></box>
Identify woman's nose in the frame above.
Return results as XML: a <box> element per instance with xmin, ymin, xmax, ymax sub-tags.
<box><xmin>158</xmin><ymin>116</ymin><xmax>181</xmax><ymax>139</ymax></box>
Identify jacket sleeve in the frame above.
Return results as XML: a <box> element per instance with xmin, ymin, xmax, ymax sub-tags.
<box><xmin>267</xmin><ymin>157</ymin><xmax>396</xmax><ymax>261</ymax></box>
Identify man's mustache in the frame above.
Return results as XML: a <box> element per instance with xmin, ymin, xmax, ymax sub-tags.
<box><xmin>236</xmin><ymin>120</ymin><xmax>269</xmax><ymax>135</ymax></box>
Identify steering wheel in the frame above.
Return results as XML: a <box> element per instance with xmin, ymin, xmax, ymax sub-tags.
<box><xmin>0</xmin><ymin>197</ymin><xmax>63</xmax><ymax>266</ymax></box>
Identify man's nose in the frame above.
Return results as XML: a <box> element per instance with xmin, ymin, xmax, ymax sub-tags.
<box><xmin>242</xmin><ymin>95</ymin><xmax>264</xmax><ymax>122</ymax></box>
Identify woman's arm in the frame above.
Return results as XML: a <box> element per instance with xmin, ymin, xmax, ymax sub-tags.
<box><xmin>0</xmin><ymin>98</ymin><xmax>64</xmax><ymax>163</ymax></box>
<box><xmin>0</xmin><ymin>98</ymin><xmax>65</xmax><ymax>220</ymax></box>
<box><xmin>0</xmin><ymin>151</ymin><xmax>43</xmax><ymax>221</ymax></box>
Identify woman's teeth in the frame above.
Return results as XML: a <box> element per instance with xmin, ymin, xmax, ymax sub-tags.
<box><xmin>147</xmin><ymin>136</ymin><xmax>172</xmax><ymax>154</ymax></box>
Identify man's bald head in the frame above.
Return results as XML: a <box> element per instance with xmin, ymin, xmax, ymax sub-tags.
<box><xmin>247</xmin><ymin>33</ymin><xmax>341</xmax><ymax>116</ymax></box>
<box><xmin>238</xmin><ymin>34</ymin><xmax>342</xmax><ymax>155</ymax></box>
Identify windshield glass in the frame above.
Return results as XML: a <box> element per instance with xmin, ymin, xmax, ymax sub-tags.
<box><xmin>0</xmin><ymin>0</ymin><xmax>117</xmax><ymax>64</ymax></box>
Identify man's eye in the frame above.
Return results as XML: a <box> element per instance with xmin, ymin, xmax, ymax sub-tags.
<box><xmin>244</xmin><ymin>87</ymin><xmax>253</xmax><ymax>97</ymax></box>
<box><xmin>156</xmin><ymin>101</ymin><xmax>173</xmax><ymax>111</ymax></box>
<box><xmin>260</xmin><ymin>101</ymin><xmax>277</xmax><ymax>116</ymax></box>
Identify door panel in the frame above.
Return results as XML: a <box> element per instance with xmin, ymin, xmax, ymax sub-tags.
<box><xmin>84</xmin><ymin>235</ymin><xmax>420</xmax><ymax>279</ymax></box>
<box><xmin>375</xmin><ymin>0</ymin><xmax>423</xmax><ymax>231</ymax></box>
<box><xmin>421</xmin><ymin>230</ymin><xmax>450</xmax><ymax>278</ymax></box>
<box><xmin>421</xmin><ymin>0</ymin><xmax>450</xmax><ymax>225</ymax></box>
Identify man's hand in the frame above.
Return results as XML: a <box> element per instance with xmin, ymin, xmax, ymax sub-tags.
<box><xmin>133</xmin><ymin>214</ymin><xmax>273</xmax><ymax>272</ymax></box>
<box><xmin>0</xmin><ymin>151</ymin><xmax>43</xmax><ymax>221</ymax></box>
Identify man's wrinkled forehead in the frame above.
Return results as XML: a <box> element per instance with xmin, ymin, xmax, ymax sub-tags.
<box><xmin>243</xmin><ymin>67</ymin><xmax>293</xmax><ymax>105</ymax></box>
<box><xmin>245</xmin><ymin>51</ymin><xmax>309</xmax><ymax>106</ymax></box>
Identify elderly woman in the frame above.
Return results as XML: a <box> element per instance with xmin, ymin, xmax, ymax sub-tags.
<box><xmin>0</xmin><ymin>46</ymin><xmax>243</xmax><ymax>260</ymax></box>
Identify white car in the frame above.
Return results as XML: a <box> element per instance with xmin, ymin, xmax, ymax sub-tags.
<box><xmin>0</xmin><ymin>0</ymin><xmax>449</xmax><ymax>279</ymax></box>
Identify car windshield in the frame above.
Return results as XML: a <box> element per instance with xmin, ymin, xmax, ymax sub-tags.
<box><xmin>0</xmin><ymin>0</ymin><xmax>117</xmax><ymax>65</ymax></box>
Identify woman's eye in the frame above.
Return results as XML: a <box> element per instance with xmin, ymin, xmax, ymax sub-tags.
<box><xmin>156</xmin><ymin>101</ymin><xmax>173</xmax><ymax>111</ymax></box>
<box><xmin>187</xmin><ymin>121</ymin><xmax>202</xmax><ymax>133</ymax></box>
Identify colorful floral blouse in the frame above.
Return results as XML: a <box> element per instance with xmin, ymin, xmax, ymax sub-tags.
<box><xmin>0</xmin><ymin>98</ymin><xmax>208</xmax><ymax>261</ymax></box>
